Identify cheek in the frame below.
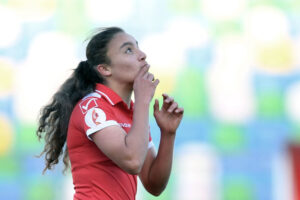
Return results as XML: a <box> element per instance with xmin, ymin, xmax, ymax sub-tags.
<box><xmin>124</xmin><ymin>65</ymin><xmax>139</xmax><ymax>78</ymax></box>
<box><xmin>111</xmin><ymin>56</ymin><xmax>140</xmax><ymax>77</ymax></box>
<box><xmin>120</xmin><ymin>59</ymin><xmax>139</xmax><ymax>72</ymax></box>
<box><xmin>112</xmin><ymin>62</ymin><xmax>138</xmax><ymax>79</ymax></box>
<box><xmin>124</xmin><ymin>64</ymin><xmax>141</xmax><ymax>81</ymax></box>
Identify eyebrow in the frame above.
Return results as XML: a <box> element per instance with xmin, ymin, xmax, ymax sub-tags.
<box><xmin>120</xmin><ymin>41</ymin><xmax>139</xmax><ymax>50</ymax></box>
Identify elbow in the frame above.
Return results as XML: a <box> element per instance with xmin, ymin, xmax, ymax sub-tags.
<box><xmin>120</xmin><ymin>148</ymin><xmax>146</xmax><ymax>174</ymax></box>
<box><xmin>146</xmin><ymin>184</ymin><xmax>166</xmax><ymax>196</ymax></box>
<box><xmin>148</xmin><ymin>187</ymin><xmax>165</xmax><ymax>196</ymax></box>
<box><xmin>124</xmin><ymin>159</ymin><xmax>143</xmax><ymax>175</ymax></box>
<box><xmin>151</xmin><ymin>190</ymin><xmax>163</xmax><ymax>197</ymax></box>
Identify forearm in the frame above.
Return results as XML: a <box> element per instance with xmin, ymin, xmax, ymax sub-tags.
<box><xmin>125</xmin><ymin>101</ymin><xmax>150</xmax><ymax>168</ymax></box>
<box><xmin>146</xmin><ymin>131</ymin><xmax>175</xmax><ymax>195</ymax></box>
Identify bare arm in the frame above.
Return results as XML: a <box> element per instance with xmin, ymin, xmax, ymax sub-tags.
<box><xmin>139</xmin><ymin>94</ymin><xmax>184</xmax><ymax>196</ymax></box>
<box><xmin>91</xmin><ymin>65</ymin><xmax>159</xmax><ymax>174</ymax></box>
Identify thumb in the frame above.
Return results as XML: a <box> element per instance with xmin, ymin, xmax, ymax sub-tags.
<box><xmin>153</xmin><ymin>99</ymin><xmax>159</xmax><ymax>113</ymax></box>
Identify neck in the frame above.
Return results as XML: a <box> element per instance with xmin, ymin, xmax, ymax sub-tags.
<box><xmin>105</xmin><ymin>81</ymin><xmax>133</xmax><ymax>108</ymax></box>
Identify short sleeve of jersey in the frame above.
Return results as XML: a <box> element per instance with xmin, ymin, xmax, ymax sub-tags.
<box><xmin>78</xmin><ymin>95</ymin><xmax>119</xmax><ymax>140</ymax></box>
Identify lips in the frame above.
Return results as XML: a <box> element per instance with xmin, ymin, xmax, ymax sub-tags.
<box><xmin>142</xmin><ymin>63</ymin><xmax>149</xmax><ymax>68</ymax></box>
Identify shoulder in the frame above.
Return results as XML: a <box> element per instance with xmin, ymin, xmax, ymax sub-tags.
<box><xmin>78</xmin><ymin>91</ymin><xmax>108</xmax><ymax>114</ymax></box>
<box><xmin>70</xmin><ymin>91</ymin><xmax>111</xmax><ymax>122</ymax></box>
<box><xmin>70</xmin><ymin>90</ymin><xmax>117</xmax><ymax>133</ymax></box>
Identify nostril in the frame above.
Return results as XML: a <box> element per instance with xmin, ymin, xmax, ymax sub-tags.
<box><xmin>142</xmin><ymin>56</ymin><xmax>146</xmax><ymax>61</ymax></box>
<box><xmin>139</xmin><ymin>51</ymin><xmax>147</xmax><ymax>61</ymax></box>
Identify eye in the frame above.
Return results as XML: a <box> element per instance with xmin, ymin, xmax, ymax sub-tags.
<box><xmin>125</xmin><ymin>47</ymin><xmax>133</xmax><ymax>54</ymax></box>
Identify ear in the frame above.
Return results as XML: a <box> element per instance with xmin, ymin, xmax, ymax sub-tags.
<box><xmin>96</xmin><ymin>64</ymin><xmax>111</xmax><ymax>77</ymax></box>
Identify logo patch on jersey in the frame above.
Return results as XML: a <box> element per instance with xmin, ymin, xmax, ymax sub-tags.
<box><xmin>80</xmin><ymin>98</ymin><xmax>98</xmax><ymax>114</ymax></box>
<box><xmin>85</xmin><ymin>108</ymin><xmax>106</xmax><ymax>128</ymax></box>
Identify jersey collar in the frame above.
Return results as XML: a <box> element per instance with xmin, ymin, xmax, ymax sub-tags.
<box><xmin>95</xmin><ymin>83</ymin><xmax>133</xmax><ymax>109</ymax></box>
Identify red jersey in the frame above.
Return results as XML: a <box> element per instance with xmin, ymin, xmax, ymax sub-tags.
<box><xmin>67</xmin><ymin>83</ymin><xmax>153</xmax><ymax>200</ymax></box>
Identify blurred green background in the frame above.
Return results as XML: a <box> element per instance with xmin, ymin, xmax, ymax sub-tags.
<box><xmin>0</xmin><ymin>0</ymin><xmax>300</xmax><ymax>199</ymax></box>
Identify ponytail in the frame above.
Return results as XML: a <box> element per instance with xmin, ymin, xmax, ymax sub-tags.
<box><xmin>37</xmin><ymin>26</ymin><xmax>123</xmax><ymax>173</ymax></box>
<box><xmin>75</xmin><ymin>60</ymin><xmax>103</xmax><ymax>86</ymax></box>
<box><xmin>37</xmin><ymin>60</ymin><xmax>103</xmax><ymax>173</ymax></box>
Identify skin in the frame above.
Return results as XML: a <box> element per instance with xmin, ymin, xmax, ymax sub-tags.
<box><xmin>91</xmin><ymin>32</ymin><xmax>184</xmax><ymax>196</ymax></box>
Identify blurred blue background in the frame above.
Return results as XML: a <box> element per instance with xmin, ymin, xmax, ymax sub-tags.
<box><xmin>0</xmin><ymin>0</ymin><xmax>300</xmax><ymax>199</ymax></box>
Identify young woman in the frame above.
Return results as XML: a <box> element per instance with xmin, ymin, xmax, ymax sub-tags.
<box><xmin>37</xmin><ymin>27</ymin><xmax>184</xmax><ymax>200</ymax></box>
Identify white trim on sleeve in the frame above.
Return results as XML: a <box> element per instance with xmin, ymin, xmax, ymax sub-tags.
<box><xmin>86</xmin><ymin>120</ymin><xmax>120</xmax><ymax>140</ymax></box>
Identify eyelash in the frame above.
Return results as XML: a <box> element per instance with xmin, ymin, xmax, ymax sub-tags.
<box><xmin>125</xmin><ymin>47</ymin><xmax>133</xmax><ymax>54</ymax></box>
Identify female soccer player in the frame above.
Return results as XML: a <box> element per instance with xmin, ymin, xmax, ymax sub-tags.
<box><xmin>37</xmin><ymin>27</ymin><xmax>184</xmax><ymax>200</ymax></box>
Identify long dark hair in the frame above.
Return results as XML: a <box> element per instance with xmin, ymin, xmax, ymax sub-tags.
<box><xmin>36</xmin><ymin>27</ymin><xmax>124</xmax><ymax>173</ymax></box>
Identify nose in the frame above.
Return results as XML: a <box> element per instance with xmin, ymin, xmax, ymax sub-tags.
<box><xmin>138</xmin><ymin>50</ymin><xmax>147</xmax><ymax>61</ymax></box>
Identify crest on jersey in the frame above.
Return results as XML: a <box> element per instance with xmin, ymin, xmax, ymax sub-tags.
<box><xmin>84</xmin><ymin>108</ymin><xmax>106</xmax><ymax>128</ymax></box>
<box><xmin>80</xmin><ymin>98</ymin><xmax>98</xmax><ymax>114</ymax></box>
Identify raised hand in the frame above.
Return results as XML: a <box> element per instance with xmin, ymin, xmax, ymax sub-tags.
<box><xmin>133</xmin><ymin>65</ymin><xmax>159</xmax><ymax>104</ymax></box>
<box><xmin>153</xmin><ymin>93</ymin><xmax>184</xmax><ymax>134</ymax></box>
